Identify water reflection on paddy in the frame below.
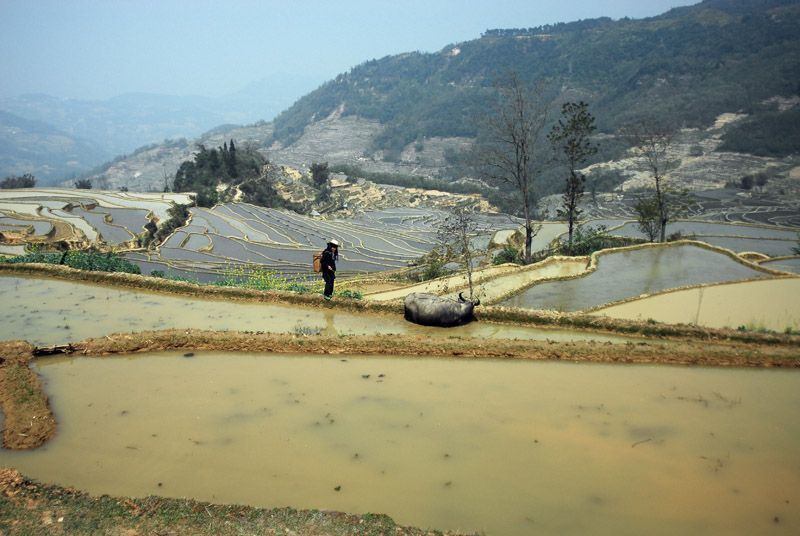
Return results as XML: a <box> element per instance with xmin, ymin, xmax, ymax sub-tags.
<box><xmin>760</xmin><ymin>257</ymin><xmax>800</xmax><ymax>274</ymax></box>
<box><xmin>502</xmin><ymin>245</ymin><xmax>770</xmax><ymax>312</ymax></box>
<box><xmin>699</xmin><ymin>236</ymin><xmax>797</xmax><ymax>257</ymax></box>
<box><xmin>1</xmin><ymin>353</ymin><xmax>797</xmax><ymax>536</ymax></box>
<box><xmin>607</xmin><ymin>221</ymin><xmax>799</xmax><ymax>241</ymax></box>
<box><xmin>0</xmin><ymin>275</ymin><xmax>633</xmax><ymax>346</ymax></box>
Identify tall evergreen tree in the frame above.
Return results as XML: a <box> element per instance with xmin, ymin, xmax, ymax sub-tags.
<box><xmin>227</xmin><ymin>139</ymin><xmax>238</xmax><ymax>178</ymax></box>
<box><xmin>548</xmin><ymin>101</ymin><xmax>598</xmax><ymax>248</ymax></box>
<box><xmin>310</xmin><ymin>162</ymin><xmax>331</xmax><ymax>201</ymax></box>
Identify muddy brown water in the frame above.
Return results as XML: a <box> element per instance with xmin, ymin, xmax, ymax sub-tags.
<box><xmin>0</xmin><ymin>352</ymin><xmax>797</xmax><ymax>536</ymax></box>
<box><xmin>0</xmin><ymin>275</ymin><xmax>635</xmax><ymax>346</ymax></box>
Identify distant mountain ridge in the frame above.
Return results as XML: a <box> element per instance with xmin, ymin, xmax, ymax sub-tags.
<box><xmin>0</xmin><ymin>74</ymin><xmax>322</xmax><ymax>181</ymax></box>
<box><xmin>0</xmin><ymin>109</ymin><xmax>110</xmax><ymax>184</ymax></box>
<box><xmin>268</xmin><ymin>0</ymin><xmax>800</xmax><ymax>156</ymax></box>
<box><xmin>63</xmin><ymin>0</ymin><xmax>800</xmax><ymax>196</ymax></box>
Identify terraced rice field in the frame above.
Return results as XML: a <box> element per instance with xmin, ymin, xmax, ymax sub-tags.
<box><xmin>1</xmin><ymin>190</ymin><xmax>798</xmax><ymax>316</ymax></box>
<box><xmin>124</xmin><ymin>204</ymin><xmax>523</xmax><ymax>281</ymax></box>
<box><xmin>591</xmin><ymin>277</ymin><xmax>800</xmax><ymax>331</ymax></box>
<box><xmin>760</xmin><ymin>256</ymin><xmax>800</xmax><ymax>274</ymax></box>
<box><xmin>0</xmin><ymin>189</ymin><xmax>192</xmax><ymax>247</ymax></box>
<box><xmin>0</xmin><ymin>216</ymin><xmax>53</xmax><ymax>235</ymax></box>
<box><xmin>587</xmin><ymin>219</ymin><xmax>799</xmax><ymax>257</ymax></box>
<box><xmin>500</xmin><ymin>244</ymin><xmax>775</xmax><ymax>312</ymax></box>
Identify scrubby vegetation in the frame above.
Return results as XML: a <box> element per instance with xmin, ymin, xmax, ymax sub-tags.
<box><xmin>492</xmin><ymin>244</ymin><xmax>523</xmax><ymax>265</ymax></box>
<box><xmin>214</xmin><ymin>265</ymin><xmax>363</xmax><ymax>299</ymax></box>
<box><xmin>718</xmin><ymin>104</ymin><xmax>800</xmax><ymax>157</ymax></box>
<box><xmin>213</xmin><ymin>264</ymin><xmax>317</xmax><ymax>293</ymax></box>
<box><xmin>0</xmin><ymin>173</ymin><xmax>36</xmax><ymax>189</ymax></box>
<box><xmin>148</xmin><ymin>262</ymin><xmax>365</xmax><ymax>299</ymax></box>
<box><xmin>556</xmin><ymin>224</ymin><xmax>642</xmax><ymax>256</ymax></box>
<box><xmin>171</xmin><ymin>140</ymin><xmax>299</xmax><ymax>210</ymax></box>
<box><xmin>145</xmin><ymin>202</ymin><xmax>191</xmax><ymax>246</ymax></box>
<box><xmin>0</xmin><ymin>247</ymin><xmax>141</xmax><ymax>274</ymax></box>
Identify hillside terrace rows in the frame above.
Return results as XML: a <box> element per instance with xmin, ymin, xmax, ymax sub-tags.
<box><xmin>1</xmin><ymin>189</ymin><xmax>799</xmax><ymax>310</ymax></box>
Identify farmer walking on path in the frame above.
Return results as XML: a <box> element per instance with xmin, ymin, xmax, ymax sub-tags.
<box><xmin>322</xmin><ymin>239</ymin><xmax>339</xmax><ymax>300</ymax></box>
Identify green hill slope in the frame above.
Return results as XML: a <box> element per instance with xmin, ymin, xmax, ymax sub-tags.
<box><xmin>269</xmin><ymin>0</ymin><xmax>799</xmax><ymax>160</ymax></box>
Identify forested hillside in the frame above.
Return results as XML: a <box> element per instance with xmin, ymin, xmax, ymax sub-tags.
<box><xmin>269</xmin><ymin>0</ymin><xmax>799</xmax><ymax>160</ymax></box>
<box><xmin>71</xmin><ymin>0</ymin><xmax>800</xmax><ymax>200</ymax></box>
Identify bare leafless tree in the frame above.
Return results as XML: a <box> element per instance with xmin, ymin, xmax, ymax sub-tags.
<box><xmin>620</xmin><ymin>119</ymin><xmax>681</xmax><ymax>242</ymax></box>
<box><xmin>437</xmin><ymin>206</ymin><xmax>480</xmax><ymax>299</ymax></box>
<box><xmin>471</xmin><ymin>69</ymin><xmax>554</xmax><ymax>263</ymax></box>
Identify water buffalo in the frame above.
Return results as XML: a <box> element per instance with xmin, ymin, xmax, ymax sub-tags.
<box><xmin>403</xmin><ymin>292</ymin><xmax>480</xmax><ymax>327</ymax></box>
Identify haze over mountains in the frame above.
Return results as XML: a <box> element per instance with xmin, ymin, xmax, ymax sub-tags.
<box><xmin>1</xmin><ymin>0</ymin><xmax>798</xmax><ymax>195</ymax></box>
<box><xmin>0</xmin><ymin>74</ymin><xmax>321</xmax><ymax>183</ymax></box>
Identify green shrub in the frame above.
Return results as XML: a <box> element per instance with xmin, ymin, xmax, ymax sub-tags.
<box><xmin>557</xmin><ymin>224</ymin><xmax>643</xmax><ymax>256</ymax></box>
<box><xmin>492</xmin><ymin>244</ymin><xmax>522</xmax><ymax>265</ymax></box>
<box><xmin>421</xmin><ymin>255</ymin><xmax>448</xmax><ymax>281</ymax></box>
<box><xmin>336</xmin><ymin>289</ymin><xmax>363</xmax><ymax>299</ymax></box>
<box><xmin>0</xmin><ymin>249</ymin><xmax>140</xmax><ymax>274</ymax></box>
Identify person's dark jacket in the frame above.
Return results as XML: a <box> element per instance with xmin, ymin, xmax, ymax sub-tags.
<box><xmin>321</xmin><ymin>248</ymin><xmax>336</xmax><ymax>275</ymax></box>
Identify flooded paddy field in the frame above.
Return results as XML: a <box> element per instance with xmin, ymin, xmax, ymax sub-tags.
<box><xmin>118</xmin><ymin>205</ymin><xmax>524</xmax><ymax>280</ymax></box>
<box><xmin>0</xmin><ymin>188</ymin><xmax>193</xmax><ymax>223</ymax></box>
<box><xmin>501</xmin><ymin>245</ymin><xmax>771</xmax><ymax>312</ymax></box>
<box><xmin>0</xmin><ymin>275</ymin><xmax>635</xmax><ymax>347</ymax></box>
<box><xmin>601</xmin><ymin>221</ymin><xmax>798</xmax><ymax>241</ymax></box>
<box><xmin>699</xmin><ymin>236</ymin><xmax>798</xmax><ymax>257</ymax></box>
<box><xmin>3</xmin><ymin>189</ymin><xmax>800</xmax><ymax>535</ymax></box>
<box><xmin>1</xmin><ymin>352</ymin><xmax>797</xmax><ymax>536</ymax></box>
<box><xmin>591</xmin><ymin>278</ymin><xmax>800</xmax><ymax>331</ymax></box>
<box><xmin>583</xmin><ymin>220</ymin><xmax>799</xmax><ymax>257</ymax></box>
<box><xmin>760</xmin><ymin>256</ymin><xmax>800</xmax><ymax>274</ymax></box>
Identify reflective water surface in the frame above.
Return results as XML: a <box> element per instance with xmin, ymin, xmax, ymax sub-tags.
<box><xmin>501</xmin><ymin>245</ymin><xmax>770</xmax><ymax>311</ymax></box>
<box><xmin>0</xmin><ymin>275</ymin><xmax>635</xmax><ymax>346</ymax></box>
<box><xmin>1</xmin><ymin>352</ymin><xmax>797</xmax><ymax>536</ymax></box>
<box><xmin>761</xmin><ymin>257</ymin><xmax>800</xmax><ymax>274</ymax></box>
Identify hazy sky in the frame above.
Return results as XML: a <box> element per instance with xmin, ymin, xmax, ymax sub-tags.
<box><xmin>1</xmin><ymin>0</ymin><xmax>699</xmax><ymax>101</ymax></box>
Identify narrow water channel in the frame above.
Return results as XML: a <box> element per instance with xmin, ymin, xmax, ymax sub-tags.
<box><xmin>1</xmin><ymin>352</ymin><xmax>797</xmax><ymax>536</ymax></box>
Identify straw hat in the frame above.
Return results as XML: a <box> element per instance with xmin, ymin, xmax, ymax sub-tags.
<box><xmin>329</xmin><ymin>239</ymin><xmax>340</xmax><ymax>247</ymax></box>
